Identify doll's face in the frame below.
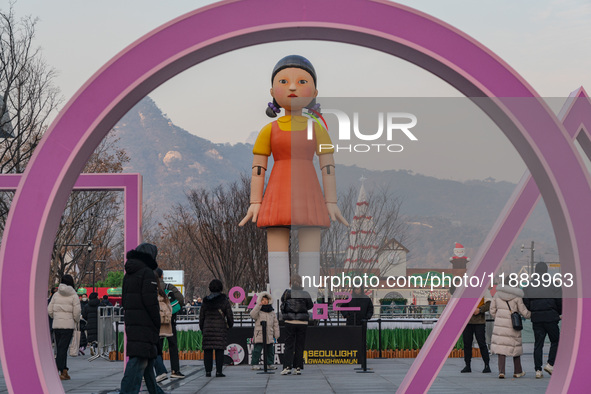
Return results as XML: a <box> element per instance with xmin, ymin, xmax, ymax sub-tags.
<box><xmin>270</xmin><ymin>67</ymin><xmax>317</xmax><ymax>113</ymax></box>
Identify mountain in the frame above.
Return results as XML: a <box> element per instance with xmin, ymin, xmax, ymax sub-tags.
<box><xmin>113</xmin><ymin>97</ymin><xmax>253</xmax><ymax>216</ymax></box>
<box><xmin>112</xmin><ymin>97</ymin><xmax>556</xmax><ymax>270</ymax></box>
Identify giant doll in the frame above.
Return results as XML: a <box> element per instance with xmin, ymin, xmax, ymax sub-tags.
<box><xmin>240</xmin><ymin>55</ymin><xmax>348</xmax><ymax>299</ymax></box>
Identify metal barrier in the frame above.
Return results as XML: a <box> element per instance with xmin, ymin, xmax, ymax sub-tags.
<box><xmin>88</xmin><ymin>306</ymin><xmax>123</xmax><ymax>362</ymax></box>
<box><xmin>376</xmin><ymin>304</ymin><xmax>443</xmax><ymax>319</ymax></box>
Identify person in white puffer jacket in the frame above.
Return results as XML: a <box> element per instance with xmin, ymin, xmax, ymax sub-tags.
<box><xmin>48</xmin><ymin>274</ymin><xmax>81</xmax><ymax>380</ymax></box>
<box><xmin>490</xmin><ymin>284</ymin><xmax>531</xmax><ymax>379</ymax></box>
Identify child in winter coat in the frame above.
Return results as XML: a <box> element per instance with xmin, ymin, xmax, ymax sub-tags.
<box><xmin>490</xmin><ymin>284</ymin><xmax>531</xmax><ymax>379</ymax></box>
<box><xmin>250</xmin><ymin>292</ymin><xmax>280</xmax><ymax>370</ymax></box>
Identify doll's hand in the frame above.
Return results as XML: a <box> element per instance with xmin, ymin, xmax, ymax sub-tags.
<box><xmin>239</xmin><ymin>203</ymin><xmax>261</xmax><ymax>226</ymax></box>
<box><xmin>326</xmin><ymin>203</ymin><xmax>349</xmax><ymax>226</ymax></box>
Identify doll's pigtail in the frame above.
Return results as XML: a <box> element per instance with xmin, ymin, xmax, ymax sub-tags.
<box><xmin>306</xmin><ymin>99</ymin><xmax>322</xmax><ymax>117</ymax></box>
<box><xmin>266</xmin><ymin>99</ymin><xmax>281</xmax><ymax>118</ymax></box>
<box><xmin>306</xmin><ymin>100</ymin><xmax>328</xmax><ymax>130</ymax></box>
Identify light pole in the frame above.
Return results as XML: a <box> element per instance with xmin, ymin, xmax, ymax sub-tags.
<box><xmin>86</xmin><ymin>243</ymin><xmax>93</xmax><ymax>293</ymax></box>
<box><xmin>93</xmin><ymin>260</ymin><xmax>106</xmax><ymax>293</ymax></box>
<box><xmin>63</xmin><ymin>241</ymin><xmax>92</xmax><ymax>284</ymax></box>
<box><xmin>521</xmin><ymin>241</ymin><xmax>535</xmax><ymax>275</ymax></box>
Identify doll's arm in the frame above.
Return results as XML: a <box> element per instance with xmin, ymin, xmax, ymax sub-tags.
<box><xmin>239</xmin><ymin>154</ymin><xmax>268</xmax><ymax>226</ymax></box>
<box><xmin>319</xmin><ymin>153</ymin><xmax>349</xmax><ymax>226</ymax></box>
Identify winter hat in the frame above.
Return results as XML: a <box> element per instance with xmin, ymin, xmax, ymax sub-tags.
<box><xmin>89</xmin><ymin>292</ymin><xmax>99</xmax><ymax>300</ymax></box>
<box><xmin>135</xmin><ymin>242</ymin><xmax>158</xmax><ymax>261</ymax></box>
<box><xmin>453</xmin><ymin>242</ymin><xmax>466</xmax><ymax>258</ymax></box>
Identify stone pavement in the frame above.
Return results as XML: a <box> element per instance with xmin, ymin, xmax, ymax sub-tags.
<box><xmin>0</xmin><ymin>344</ymin><xmax>552</xmax><ymax>393</ymax></box>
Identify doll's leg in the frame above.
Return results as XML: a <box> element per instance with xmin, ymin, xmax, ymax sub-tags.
<box><xmin>267</xmin><ymin>228</ymin><xmax>290</xmax><ymax>301</ymax></box>
<box><xmin>298</xmin><ymin>228</ymin><xmax>321</xmax><ymax>300</ymax></box>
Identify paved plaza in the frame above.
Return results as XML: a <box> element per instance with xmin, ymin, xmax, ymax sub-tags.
<box><xmin>0</xmin><ymin>344</ymin><xmax>552</xmax><ymax>393</ymax></box>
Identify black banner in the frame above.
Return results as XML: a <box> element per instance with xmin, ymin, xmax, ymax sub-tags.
<box><xmin>225</xmin><ymin>326</ymin><xmax>363</xmax><ymax>365</ymax></box>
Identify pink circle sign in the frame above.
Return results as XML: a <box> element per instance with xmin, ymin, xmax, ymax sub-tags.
<box><xmin>1</xmin><ymin>1</ymin><xmax>589</xmax><ymax>392</ymax></box>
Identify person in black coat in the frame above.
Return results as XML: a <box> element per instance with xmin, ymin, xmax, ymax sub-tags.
<box><xmin>199</xmin><ymin>279</ymin><xmax>234</xmax><ymax>377</ymax></box>
<box><xmin>280</xmin><ymin>275</ymin><xmax>313</xmax><ymax>375</ymax></box>
<box><xmin>100</xmin><ymin>295</ymin><xmax>114</xmax><ymax>307</ymax></box>
<box><xmin>523</xmin><ymin>262</ymin><xmax>562</xmax><ymax>378</ymax></box>
<box><xmin>80</xmin><ymin>294</ymin><xmax>89</xmax><ymax>310</ymax></box>
<box><xmin>83</xmin><ymin>292</ymin><xmax>100</xmax><ymax>346</ymax></box>
<box><xmin>341</xmin><ymin>286</ymin><xmax>374</xmax><ymax>326</ymax></box>
<box><xmin>78</xmin><ymin>294</ymin><xmax>89</xmax><ymax>354</ymax></box>
<box><xmin>120</xmin><ymin>243</ymin><xmax>164</xmax><ymax>394</ymax></box>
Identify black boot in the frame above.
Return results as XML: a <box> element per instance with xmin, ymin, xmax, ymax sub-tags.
<box><xmin>461</xmin><ymin>365</ymin><xmax>471</xmax><ymax>373</ymax></box>
<box><xmin>482</xmin><ymin>364</ymin><xmax>491</xmax><ymax>373</ymax></box>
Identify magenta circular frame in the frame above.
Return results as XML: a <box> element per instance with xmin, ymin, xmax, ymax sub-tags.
<box><xmin>1</xmin><ymin>0</ymin><xmax>590</xmax><ymax>392</ymax></box>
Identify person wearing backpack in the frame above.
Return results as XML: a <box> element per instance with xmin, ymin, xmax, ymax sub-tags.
<box><xmin>154</xmin><ymin>268</ymin><xmax>185</xmax><ymax>379</ymax></box>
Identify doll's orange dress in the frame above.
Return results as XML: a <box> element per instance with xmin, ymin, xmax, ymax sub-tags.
<box><xmin>253</xmin><ymin>116</ymin><xmax>333</xmax><ymax>228</ymax></box>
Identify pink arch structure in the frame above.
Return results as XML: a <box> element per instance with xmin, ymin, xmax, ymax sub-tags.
<box><xmin>0</xmin><ymin>0</ymin><xmax>590</xmax><ymax>392</ymax></box>
<box><xmin>0</xmin><ymin>173</ymin><xmax>142</xmax><ymax>256</ymax></box>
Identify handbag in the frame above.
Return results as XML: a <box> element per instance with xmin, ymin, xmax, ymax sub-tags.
<box><xmin>159</xmin><ymin>295</ymin><xmax>172</xmax><ymax>324</ymax></box>
<box><xmin>506</xmin><ymin>301</ymin><xmax>523</xmax><ymax>331</ymax></box>
<box><xmin>69</xmin><ymin>322</ymin><xmax>81</xmax><ymax>357</ymax></box>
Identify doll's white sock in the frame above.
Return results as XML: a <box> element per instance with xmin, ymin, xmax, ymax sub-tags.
<box><xmin>298</xmin><ymin>251</ymin><xmax>320</xmax><ymax>300</ymax></box>
<box><xmin>268</xmin><ymin>251</ymin><xmax>290</xmax><ymax>302</ymax></box>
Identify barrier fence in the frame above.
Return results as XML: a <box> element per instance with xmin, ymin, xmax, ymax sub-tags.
<box><xmin>89</xmin><ymin>306</ymin><xmax>123</xmax><ymax>362</ymax></box>
<box><xmin>96</xmin><ymin>306</ymin><xmax>499</xmax><ymax>362</ymax></box>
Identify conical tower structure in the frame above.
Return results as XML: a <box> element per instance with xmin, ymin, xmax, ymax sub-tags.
<box><xmin>344</xmin><ymin>179</ymin><xmax>380</xmax><ymax>272</ymax></box>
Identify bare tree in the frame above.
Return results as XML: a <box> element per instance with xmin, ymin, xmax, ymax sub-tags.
<box><xmin>0</xmin><ymin>2</ymin><xmax>62</xmax><ymax>230</ymax></box>
<box><xmin>175</xmin><ymin>175</ymin><xmax>268</xmax><ymax>293</ymax></box>
<box><xmin>156</xmin><ymin>211</ymin><xmax>213</xmax><ymax>300</ymax></box>
<box><xmin>320</xmin><ymin>186</ymin><xmax>358</xmax><ymax>274</ymax></box>
<box><xmin>321</xmin><ymin>182</ymin><xmax>408</xmax><ymax>296</ymax></box>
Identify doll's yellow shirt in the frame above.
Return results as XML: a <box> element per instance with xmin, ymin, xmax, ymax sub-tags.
<box><xmin>252</xmin><ymin>115</ymin><xmax>334</xmax><ymax>156</ymax></box>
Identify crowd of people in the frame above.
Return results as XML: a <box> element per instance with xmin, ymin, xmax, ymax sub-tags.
<box><xmin>47</xmin><ymin>279</ymin><xmax>117</xmax><ymax>380</ymax></box>
<box><xmin>48</xmin><ymin>243</ymin><xmax>562</xmax><ymax>393</ymax></box>
<box><xmin>459</xmin><ymin>262</ymin><xmax>562</xmax><ymax>379</ymax></box>
<box><xmin>116</xmin><ymin>242</ymin><xmax>374</xmax><ymax>393</ymax></box>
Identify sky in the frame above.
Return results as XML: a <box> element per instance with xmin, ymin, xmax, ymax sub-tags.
<box><xmin>8</xmin><ymin>0</ymin><xmax>591</xmax><ymax>182</ymax></box>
